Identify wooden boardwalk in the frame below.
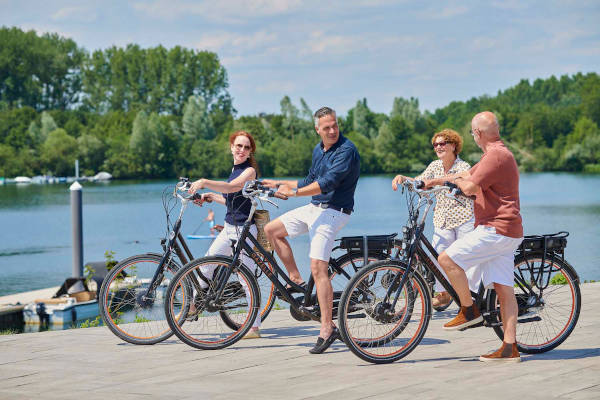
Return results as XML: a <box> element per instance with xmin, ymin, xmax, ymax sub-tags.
<box><xmin>1</xmin><ymin>283</ymin><xmax>599</xmax><ymax>400</ymax></box>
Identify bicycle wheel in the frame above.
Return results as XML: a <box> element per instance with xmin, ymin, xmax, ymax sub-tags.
<box><xmin>338</xmin><ymin>260</ymin><xmax>431</xmax><ymax>364</ymax></box>
<box><xmin>206</xmin><ymin>251</ymin><xmax>276</xmax><ymax>331</ymax></box>
<box><xmin>164</xmin><ymin>256</ymin><xmax>260</xmax><ymax>350</ymax></box>
<box><xmin>330</xmin><ymin>250</ymin><xmax>387</xmax><ymax>293</ymax></box>
<box><xmin>248</xmin><ymin>251</ymin><xmax>276</xmax><ymax>325</ymax></box>
<box><xmin>486</xmin><ymin>253</ymin><xmax>581</xmax><ymax>354</ymax></box>
<box><xmin>99</xmin><ymin>253</ymin><xmax>181</xmax><ymax>345</ymax></box>
<box><xmin>289</xmin><ymin>250</ymin><xmax>387</xmax><ymax>322</ymax></box>
<box><xmin>415</xmin><ymin>260</ymin><xmax>452</xmax><ymax>312</ymax></box>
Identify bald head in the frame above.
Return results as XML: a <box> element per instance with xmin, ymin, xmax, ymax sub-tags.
<box><xmin>472</xmin><ymin>111</ymin><xmax>500</xmax><ymax>139</ymax></box>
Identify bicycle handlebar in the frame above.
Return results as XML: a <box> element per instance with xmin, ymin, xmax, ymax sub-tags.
<box><xmin>401</xmin><ymin>179</ymin><xmax>471</xmax><ymax>202</ymax></box>
<box><xmin>175</xmin><ymin>177</ymin><xmax>202</xmax><ymax>201</ymax></box>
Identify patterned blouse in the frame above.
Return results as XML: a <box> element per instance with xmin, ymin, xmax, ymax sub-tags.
<box><xmin>416</xmin><ymin>157</ymin><xmax>474</xmax><ymax>230</ymax></box>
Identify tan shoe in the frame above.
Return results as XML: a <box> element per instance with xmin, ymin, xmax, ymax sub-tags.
<box><xmin>432</xmin><ymin>292</ymin><xmax>452</xmax><ymax>308</ymax></box>
<box><xmin>443</xmin><ymin>304</ymin><xmax>483</xmax><ymax>330</ymax></box>
<box><xmin>480</xmin><ymin>342</ymin><xmax>521</xmax><ymax>363</ymax></box>
<box><xmin>243</xmin><ymin>329</ymin><xmax>261</xmax><ymax>339</ymax></box>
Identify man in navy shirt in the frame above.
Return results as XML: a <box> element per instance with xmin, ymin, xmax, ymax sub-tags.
<box><xmin>263</xmin><ymin>106</ymin><xmax>360</xmax><ymax>354</ymax></box>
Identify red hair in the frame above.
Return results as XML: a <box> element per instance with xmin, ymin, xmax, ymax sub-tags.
<box><xmin>229</xmin><ymin>131</ymin><xmax>259</xmax><ymax>176</ymax></box>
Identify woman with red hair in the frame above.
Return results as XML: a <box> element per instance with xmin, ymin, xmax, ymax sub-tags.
<box><xmin>188</xmin><ymin>131</ymin><xmax>262</xmax><ymax>338</ymax></box>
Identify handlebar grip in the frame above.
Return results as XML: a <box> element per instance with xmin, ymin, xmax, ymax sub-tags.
<box><xmin>191</xmin><ymin>193</ymin><xmax>202</xmax><ymax>201</ymax></box>
<box><xmin>443</xmin><ymin>181</ymin><xmax>476</xmax><ymax>200</ymax></box>
<box><xmin>444</xmin><ymin>181</ymin><xmax>458</xmax><ymax>190</ymax></box>
<box><xmin>414</xmin><ymin>180</ymin><xmax>425</xmax><ymax>189</ymax></box>
<box><xmin>272</xmin><ymin>191</ymin><xmax>288</xmax><ymax>200</ymax></box>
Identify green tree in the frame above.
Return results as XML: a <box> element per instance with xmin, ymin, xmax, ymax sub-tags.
<box><xmin>41</xmin><ymin>129</ymin><xmax>78</xmax><ymax>175</ymax></box>
<box><xmin>0</xmin><ymin>27</ymin><xmax>85</xmax><ymax>110</ymax></box>
<box><xmin>182</xmin><ymin>96</ymin><xmax>215</xmax><ymax>140</ymax></box>
<box><xmin>77</xmin><ymin>134</ymin><xmax>106</xmax><ymax>175</ymax></box>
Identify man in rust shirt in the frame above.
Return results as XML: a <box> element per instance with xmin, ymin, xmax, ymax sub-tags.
<box><xmin>437</xmin><ymin>111</ymin><xmax>524</xmax><ymax>362</ymax></box>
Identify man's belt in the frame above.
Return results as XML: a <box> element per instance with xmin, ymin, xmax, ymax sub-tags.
<box><xmin>314</xmin><ymin>203</ymin><xmax>352</xmax><ymax>215</ymax></box>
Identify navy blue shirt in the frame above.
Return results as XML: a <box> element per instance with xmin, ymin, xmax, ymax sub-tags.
<box><xmin>223</xmin><ymin>160</ymin><xmax>253</xmax><ymax>226</ymax></box>
<box><xmin>297</xmin><ymin>134</ymin><xmax>360</xmax><ymax>211</ymax></box>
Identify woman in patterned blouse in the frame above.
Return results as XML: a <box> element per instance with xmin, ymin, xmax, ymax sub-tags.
<box><xmin>392</xmin><ymin>129</ymin><xmax>481</xmax><ymax>309</ymax></box>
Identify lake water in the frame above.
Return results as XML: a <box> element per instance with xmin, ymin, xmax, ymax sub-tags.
<box><xmin>1</xmin><ymin>174</ymin><xmax>599</xmax><ymax>297</ymax></box>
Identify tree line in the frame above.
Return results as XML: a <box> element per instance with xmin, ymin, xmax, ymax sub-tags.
<box><xmin>1</xmin><ymin>26</ymin><xmax>599</xmax><ymax>179</ymax></box>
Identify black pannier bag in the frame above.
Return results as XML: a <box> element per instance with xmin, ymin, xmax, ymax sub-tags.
<box><xmin>338</xmin><ymin>233</ymin><xmax>398</xmax><ymax>252</ymax></box>
<box><xmin>518</xmin><ymin>231</ymin><xmax>569</xmax><ymax>262</ymax></box>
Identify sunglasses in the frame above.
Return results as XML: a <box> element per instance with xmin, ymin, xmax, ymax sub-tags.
<box><xmin>433</xmin><ymin>141</ymin><xmax>449</xmax><ymax>148</ymax></box>
<box><xmin>234</xmin><ymin>143</ymin><xmax>252</xmax><ymax>151</ymax></box>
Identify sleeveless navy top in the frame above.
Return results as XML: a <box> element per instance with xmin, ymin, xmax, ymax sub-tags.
<box><xmin>224</xmin><ymin>160</ymin><xmax>253</xmax><ymax>226</ymax></box>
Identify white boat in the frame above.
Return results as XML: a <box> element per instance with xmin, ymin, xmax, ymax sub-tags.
<box><xmin>14</xmin><ymin>176</ymin><xmax>32</xmax><ymax>184</ymax></box>
<box><xmin>92</xmin><ymin>172</ymin><xmax>112</xmax><ymax>181</ymax></box>
<box><xmin>22</xmin><ymin>295</ymin><xmax>99</xmax><ymax>329</ymax></box>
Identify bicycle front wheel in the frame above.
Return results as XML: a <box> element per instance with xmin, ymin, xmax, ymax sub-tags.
<box><xmin>486</xmin><ymin>253</ymin><xmax>581</xmax><ymax>354</ymax></box>
<box><xmin>164</xmin><ymin>256</ymin><xmax>260</xmax><ymax>350</ymax></box>
<box><xmin>99</xmin><ymin>253</ymin><xmax>180</xmax><ymax>345</ymax></box>
<box><xmin>338</xmin><ymin>260</ymin><xmax>431</xmax><ymax>364</ymax></box>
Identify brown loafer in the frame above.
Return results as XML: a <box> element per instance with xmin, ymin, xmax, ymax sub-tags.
<box><xmin>443</xmin><ymin>304</ymin><xmax>483</xmax><ymax>330</ymax></box>
<box><xmin>480</xmin><ymin>341</ymin><xmax>521</xmax><ymax>362</ymax></box>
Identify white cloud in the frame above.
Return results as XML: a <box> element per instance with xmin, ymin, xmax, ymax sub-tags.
<box><xmin>431</xmin><ymin>5</ymin><xmax>468</xmax><ymax>19</ymax></box>
<box><xmin>255</xmin><ymin>80</ymin><xmax>297</xmax><ymax>94</ymax></box>
<box><xmin>133</xmin><ymin>0</ymin><xmax>303</xmax><ymax>22</ymax></box>
<box><xmin>51</xmin><ymin>6</ymin><xmax>97</xmax><ymax>23</ymax></box>
<box><xmin>196</xmin><ymin>30</ymin><xmax>278</xmax><ymax>52</ymax></box>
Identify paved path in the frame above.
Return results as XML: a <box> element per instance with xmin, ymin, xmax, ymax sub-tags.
<box><xmin>1</xmin><ymin>283</ymin><xmax>599</xmax><ymax>400</ymax></box>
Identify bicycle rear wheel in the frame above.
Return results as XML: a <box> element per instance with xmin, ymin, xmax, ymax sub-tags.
<box><xmin>486</xmin><ymin>253</ymin><xmax>581</xmax><ymax>354</ymax></box>
<box><xmin>164</xmin><ymin>256</ymin><xmax>260</xmax><ymax>350</ymax></box>
<box><xmin>99</xmin><ymin>253</ymin><xmax>180</xmax><ymax>345</ymax></box>
<box><xmin>338</xmin><ymin>260</ymin><xmax>431</xmax><ymax>364</ymax></box>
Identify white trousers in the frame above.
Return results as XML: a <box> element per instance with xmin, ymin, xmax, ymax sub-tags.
<box><xmin>431</xmin><ymin>218</ymin><xmax>482</xmax><ymax>294</ymax></box>
<box><xmin>201</xmin><ymin>222</ymin><xmax>261</xmax><ymax>327</ymax></box>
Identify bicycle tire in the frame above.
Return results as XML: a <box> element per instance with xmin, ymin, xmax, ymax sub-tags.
<box><xmin>288</xmin><ymin>250</ymin><xmax>388</xmax><ymax>322</ymax></box>
<box><xmin>99</xmin><ymin>253</ymin><xmax>181</xmax><ymax>345</ymax></box>
<box><xmin>164</xmin><ymin>256</ymin><xmax>260</xmax><ymax>350</ymax></box>
<box><xmin>486</xmin><ymin>252</ymin><xmax>581</xmax><ymax>354</ymax></box>
<box><xmin>338</xmin><ymin>259</ymin><xmax>431</xmax><ymax>364</ymax></box>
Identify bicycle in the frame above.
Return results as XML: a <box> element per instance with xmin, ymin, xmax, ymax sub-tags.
<box><xmin>337</xmin><ymin>179</ymin><xmax>581</xmax><ymax>364</ymax></box>
<box><xmin>98</xmin><ymin>178</ymin><xmax>278</xmax><ymax>345</ymax></box>
<box><xmin>163</xmin><ymin>180</ymin><xmax>395</xmax><ymax>350</ymax></box>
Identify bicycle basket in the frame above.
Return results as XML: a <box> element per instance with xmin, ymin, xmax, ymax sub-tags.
<box><xmin>254</xmin><ymin>209</ymin><xmax>273</xmax><ymax>251</ymax></box>
<box><xmin>338</xmin><ymin>233</ymin><xmax>398</xmax><ymax>252</ymax></box>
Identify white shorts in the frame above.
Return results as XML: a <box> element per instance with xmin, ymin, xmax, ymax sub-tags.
<box><xmin>279</xmin><ymin>203</ymin><xmax>351</xmax><ymax>261</ymax></box>
<box><xmin>431</xmin><ymin>218</ymin><xmax>482</xmax><ymax>293</ymax></box>
<box><xmin>445</xmin><ymin>225</ymin><xmax>523</xmax><ymax>289</ymax></box>
<box><xmin>204</xmin><ymin>222</ymin><xmax>260</xmax><ymax>327</ymax></box>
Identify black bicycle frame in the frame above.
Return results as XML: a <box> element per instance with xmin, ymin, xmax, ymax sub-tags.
<box><xmin>143</xmin><ymin>223</ymin><xmax>207</xmax><ymax>299</ymax></box>
<box><xmin>209</xmin><ymin>219</ymin><xmax>323</xmax><ymax>321</ymax></box>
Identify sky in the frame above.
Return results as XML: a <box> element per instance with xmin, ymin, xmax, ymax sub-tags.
<box><xmin>2</xmin><ymin>0</ymin><xmax>599</xmax><ymax>117</ymax></box>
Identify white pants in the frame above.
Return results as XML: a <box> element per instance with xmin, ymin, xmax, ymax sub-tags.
<box><xmin>446</xmin><ymin>225</ymin><xmax>523</xmax><ymax>289</ymax></box>
<box><xmin>431</xmin><ymin>218</ymin><xmax>482</xmax><ymax>294</ymax></box>
<box><xmin>279</xmin><ymin>203</ymin><xmax>351</xmax><ymax>261</ymax></box>
<box><xmin>201</xmin><ymin>222</ymin><xmax>261</xmax><ymax>327</ymax></box>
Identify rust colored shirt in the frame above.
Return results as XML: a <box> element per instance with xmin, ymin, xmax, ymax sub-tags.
<box><xmin>469</xmin><ymin>140</ymin><xmax>523</xmax><ymax>238</ymax></box>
